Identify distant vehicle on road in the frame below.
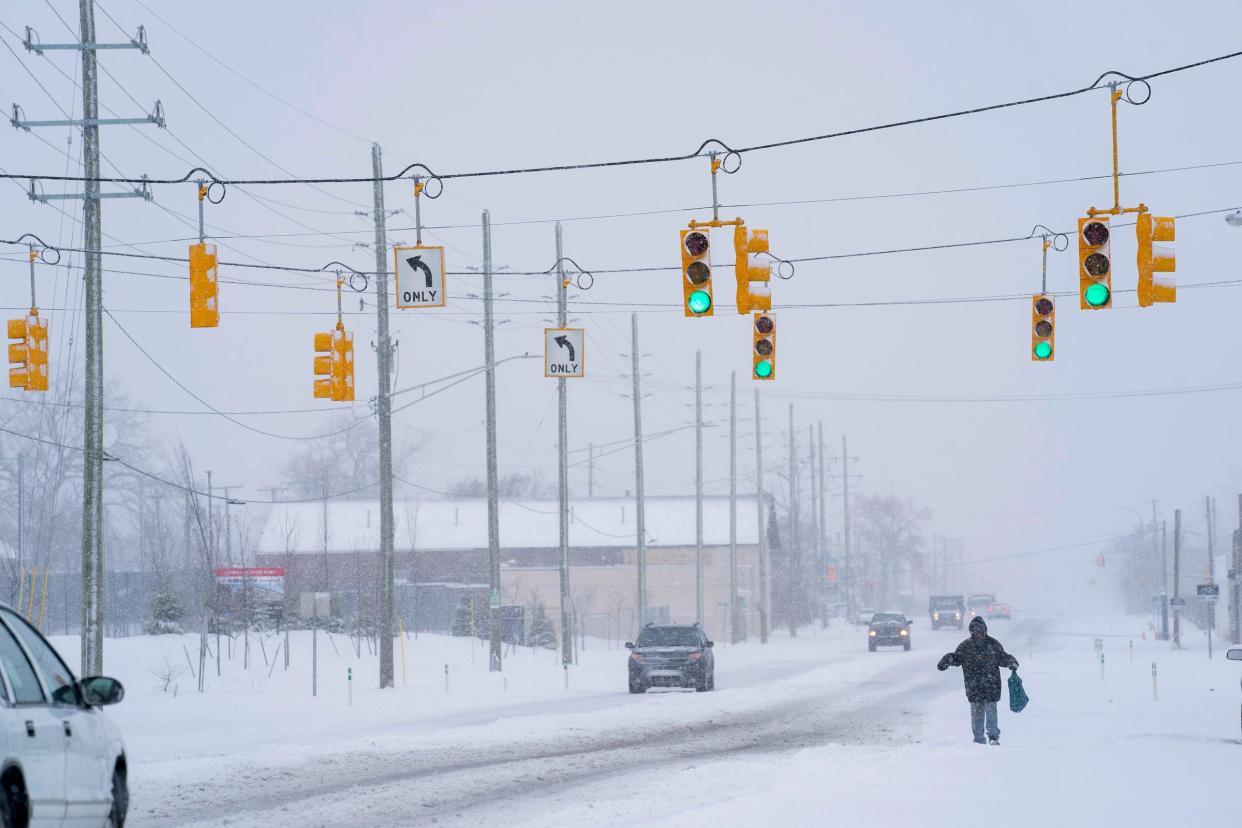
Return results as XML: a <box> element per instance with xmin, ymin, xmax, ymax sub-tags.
<box><xmin>967</xmin><ymin>594</ymin><xmax>996</xmax><ymax>618</ymax></box>
<box><xmin>626</xmin><ymin>623</ymin><xmax>715</xmax><ymax>693</ymax></box>
<box><xmin>0</xmin><ymin>603</ymin><xmax>128</xmax><ymax>827</ymax></box>
<box><xmin>854</xmin><ymin>607</ymin><xmax>877</xmax><ymax>626</ymax></box>
<box><xmin>928</xmin><ymin>595</ymin><xmax>965</xmax><ymax>630</ymax></box>
<box><xmin>868</xmin><ymin>612</ymin><xmax>912</xmax><ymax>652</ymax></box>
<box><xmin>985</xmin><ymin>602</ymin><xmax>1012</xmax><ymax>620</ymax></box>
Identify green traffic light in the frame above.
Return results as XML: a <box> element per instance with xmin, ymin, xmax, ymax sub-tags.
<box><xmin>687</xmin><ymin>290</ymin><xmax>712</xmax><ymax>314</ymax></box>
<box><xmin>1084</xmin><ymin>282</ymin><xmax>1110</xmax><ymax>307</ymax></box>
<box><xmin>754</xmin><ymin>359</ymin><xmax>773</xmax><ymax>378</ymax></box>
<box><xmin>1033</xmin><ymin>341</ymin><xmax>1052</xmax><ymax>360</ymax></box>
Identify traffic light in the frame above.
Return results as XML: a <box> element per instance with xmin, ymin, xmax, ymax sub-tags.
<box><xmin>753</xmin><ymin>312</ymin><xmax>775</xmax><ymax>380</ymax></box>
<box><xmin>332</xmin><ymin>326</ymin><xmax>355</xmax><ymax>402</ymax></box>
<box><xmin>313</xmin><ymin>326</ymin><xmax>354</xmax><ymax>401</ymax></box>
<box><xmin>313</xmin><ymin>331</ymin><xmax>334</xmax><ymax>399</ymax></box>
<box><xmin>1078</xmin><ymin>217</ymin><xmax>1111</xmax><ymax>309</ymax></box>
<box><xmin>734</xmin><ymin>226</ymin><xmax>772</xmax><ymax>315</ymax></box>
<box><xmin>1136</xmin><ymin>213</ymin><xmax>1176</xmax><ymax>307</ymax></box>
<box><xmin>680</xmin><ymin>228</ymin><xmax>713</xmax><ymax>317</ymax></box>
<box><xmin>25</xmin><ymin>313</ymin><xmax>47</xmax><ymax>391</ymax></box>
<box><xmin>189</xmin><ymin>242</ymin><xmax>220</xmax><ymax>328</ymax></box>
<box><xmin>1031</xmin><ymin>294</ymin><xmax>1054</xmax><ymax>362</ymax></box>
<box><xmin>7</xmin><ymin>318</ymin><xmax>29</xmax><ymax>389</ymax></box>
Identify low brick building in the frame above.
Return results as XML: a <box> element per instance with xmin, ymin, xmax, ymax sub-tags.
<box><xmin>256</xmin><ymin>496</ymin><xmax>765</xmax><ymax>643</ymax></box>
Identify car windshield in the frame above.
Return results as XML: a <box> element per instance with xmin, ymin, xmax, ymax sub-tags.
<box><xmin>930</xmin><ymin>598</ymin><xmax>961</xmax><ymax>609</ymax></box>
<box><xmin>636</xmin><ymin>627</ymin><xmax>700</xmax><ymax>647</ymax></box>
<box><xmin>872</xmin><ymin>613</ymin><xmax>906</xmax><ymax>623</ymax></box>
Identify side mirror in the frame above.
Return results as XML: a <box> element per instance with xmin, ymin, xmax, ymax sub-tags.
<box><xmin>705</xmin><ymin>641</ymin><xmax>714</xmax><ymax>648</ymax></box>
<box><xmin>1227</xmin><ymin>648</ymin><xmax>1242</xmax><ymax>661</ymax></box>
<box><xmin>80</xmin><ymin>676</ymin><xmax>124</xmax><ymax>706</ymax></box>
<box><xmin>624</xmin><ymin>642</ymin><xmax>634</xmax><ymax>650</ymax></box>
<box><xmin>906</xmin><ymin>619</ymin><xmax>914</xmax><ymax>626</ymax></box>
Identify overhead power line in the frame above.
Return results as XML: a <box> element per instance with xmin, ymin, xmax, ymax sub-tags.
<box><xmin>4</xmin><ymin>49</ymin><xmax>1240</xmax><ymax>186</ymax></box>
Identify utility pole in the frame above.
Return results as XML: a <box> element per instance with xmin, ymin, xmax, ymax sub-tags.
<box><xmin>14</xmin><ymin>0</ymin><xmax>160</xmax><ymax>677</ymax></box>
<box><xmin>818</xmin><ymin>422</ymin><xmax>827</xmax><ymax>613</ymax></box>
<box><xmin>555</xmin><ymin>222</ymin><xmax>570</xmax><ymax>668</ymax></box>
<box><xmin>695</xmin><ymin>349</ymin><xmax>704</xmax><ymax>625</ymax></box>
<box><xmin>370</xmin><ymin>143</ymin><xmax>395</xmax><ymax>689</ymax></box>
<box><xmin>1232</xmin><ymin>494</ymin><xmax>1241</xmax><ymax>645</ymax></box>
<box><xmin>631</xmin><ymin>313</ymin><xmax>647</xmax><ymax>629</ymax></box>
<box><xmin>482</xmin><ymin>211</ymin><xmax>502</xmax><ymax>672</ymax></box>
<box><xmin>729</xmin><ymin>371</ymin><xmax>740</xmax><ymax>643</ymax></box>
<box><xmin>587</xmin><ymin>444</ymin><xmax>595</xmax><ymax>498</ymax></box>
<box><xmin>16</xmin><ymin>456</ymin><xmax>22</xmax><ymax>602</ymax></box>
<box><xmin>1207</xmin><ymin>496</ymin><xmax>1216</xmax><ymax>657</ymax></box>
<box><xmin>1160</xmin><ymin>518</ymin><xmax>1169</xmax><ymax>641</ymax></box>
<box><xmin>842</xmin><ymin>436</ymin><xmax>853</xmax><ymax>617</ymax></box>
<box><xmin>808</xmin><ymin>424</ymin><xmax>819</xmax><ymax>624</ymax></box>
<box><xmin>788</xmin><ymin>404</ymin><xmax>799</xmax><ymax>636</ymax></box>
<box><xmin>755</xmin><ymin>388</ymin><xmax>769</xmax><ymax>643</ymax></box>
<box><xmin>1173</xmin><ymin>509</ymin><xmax>1182</xmax><ymax>648</ymax></box>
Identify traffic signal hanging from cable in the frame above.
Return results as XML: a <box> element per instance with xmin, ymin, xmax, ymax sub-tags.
<box><xmin>1031</xmin><ymin>295</ymin><xmax>1054</xmax><ymax>361</ymax></box>
<box><xmin>1078</xmin><ymin>217</ymin><xmax>1111</xmax><ymax>309</ymax></box>
<box><xmin>7</xmin><ymin>312</ymin><xmax>47</xmax><ymax>392</ymax></box>
<box><xmin>312</xmin><ymin>275</ymin><xmax>355</xmax><ymax>402</ymax></box>
<box><xmin>734</xmin><ymin>226</ymin><xmax>772</xmax><ymax>315</ymax></box>
<box><xmin>189</xmin><ymin>242</ymin><xmax>220</xmax><ymax>327</ymax></box>
<box><xmin>1136</xmin><ymin>213</ymin><xmax>1176</xmax><ymax>306</ymax></box>
<box><xmin>753</xmin><ymin>312</ymin><xmax>776</xmax><ymax>380</ymax></box>
<box><xmin>680</xmin><ymin>228</ymin><xmax>714</xmax><ymax>316</ymax></box>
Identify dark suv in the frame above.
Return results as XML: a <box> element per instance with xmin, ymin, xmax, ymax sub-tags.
<box><xmin>867</xmin><ymin>612</ymin><xmax>912</xmax><ymax>652</ymax></box>
<box><xmin>626</xmin><ymin>623</ymin><xmax>715</xmax><ymax>693</ymax></box>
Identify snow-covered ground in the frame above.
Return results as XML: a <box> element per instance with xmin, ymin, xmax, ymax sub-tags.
<box><xmin>48</xmin><ymin>616</ymin><xmax>1241</xmax><ymax>827</ymax></box>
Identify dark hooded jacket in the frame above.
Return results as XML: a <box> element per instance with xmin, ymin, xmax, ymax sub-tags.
<box><xmin>936</xmin><ymin>616</ymin><xmax>1018</xmax><ymax>703</ymax></box>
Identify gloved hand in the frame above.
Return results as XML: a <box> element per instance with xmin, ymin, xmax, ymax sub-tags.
<box><xmin>937</xmin><ymin>654</ymin><xmax>951</xmax><ymax>671</ymax></box>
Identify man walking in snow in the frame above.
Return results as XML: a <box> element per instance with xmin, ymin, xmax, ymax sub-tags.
<box><xmin>937</xmin><ymin>616</ymin><xmax>1018</xmax><ymax>744</ymax></box>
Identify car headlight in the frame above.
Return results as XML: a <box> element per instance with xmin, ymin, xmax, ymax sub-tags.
<box><xmin>955</xmin><ymin>613</ymin><xmax>961</xmax><ymax>619</ymax></box>
<box><xmin>688</xmin><ymin>652</ymin><xmax>703</xmax><ymax>661</ymax></box>
<box><xmin>900</xmin><ymin>629</ymin><xmax>909</xmax><ymax>637</ymax></box>
<box><xmin>933</xmin><ymin>612</ymin><xmax>940</xmax><ymax>620</ymax></box>
<box><xmin>869</xmin><ymin>630</ymin><xmax>877</xmax><ymax>637</ymax></box>
<box><xmin>629</xmin><ymin>653</ymin><xmax>642</xmax><ymax>662</ymax></box>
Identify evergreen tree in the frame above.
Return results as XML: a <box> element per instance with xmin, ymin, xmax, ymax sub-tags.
<box><xmin>527</xmin><ymin>600</ymin><xmax>557</xmax><ymax>649</ymax></box>
<box><xmin>144</xmin><ymin>574</ymin><xmax>184</xmax><ymax>635</ymax></box>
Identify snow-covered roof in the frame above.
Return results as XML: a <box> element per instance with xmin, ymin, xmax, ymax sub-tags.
<box><xmin>256</xmin><ymin>496</ymin><xmax>761</xmax><ymax>555</ymax></box>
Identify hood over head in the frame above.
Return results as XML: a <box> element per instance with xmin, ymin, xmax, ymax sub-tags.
<box><xmin>969</xmin><ymin>616</ymin><xmax>988</xmax><ymax>636</ymax></box>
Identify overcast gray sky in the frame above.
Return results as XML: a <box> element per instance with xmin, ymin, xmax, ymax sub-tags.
<box><xmin>3</xmin><ymin>0</ymin><xmax>1241</xmax><ymax>609</ymax></box>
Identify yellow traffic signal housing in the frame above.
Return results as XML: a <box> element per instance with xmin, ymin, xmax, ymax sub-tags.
<box><xmin>753</xmin><ymin>312</ymin><xmax>775</xmax><ymax>380</ymax></box>
<box><xmin>313</xmin><ymin>331</ymin><xmax>334</xmax><ymax>399</ymax></box>
<box><xmin>680</xmin><ymin>228</ymin><xmax>714</xmax><ymax>317</ymax></box>
<box><xmin>1078</xmin><ymin>217</ymin><xmax>1112</xmax><ymax>310</ymax></box>
<box><xmin>734</xmin><ymin>226</ymin><xmax>772</xmax><ymax>315</ymax></box>
<box><xmin>332</xmin><ymin>326</ymin><xmax>355</xmax><ymax>402</ymax></box>
<box><xmin>25</xmin><ymin>313</ymin><xmax>48</xmax><ymax>391</ymax></box>
<box><xmin>7</xmin><ymin>318</ymin><xmax>29</xmax><ymax>389</ymax></box>
<box><xmin>1136</xmin><ymin>214</ymin><xmax>1176</xmax><ymax>307</ymax></box>
<box><xmin>1031</xmin><ymin>295</ymin><xmax>1054</xmax><ymax>362</ymax></box>
<box><xmin>189</xmin><ymin>242</ymin><xmax>220</xmax><ymax>328</ymax></box>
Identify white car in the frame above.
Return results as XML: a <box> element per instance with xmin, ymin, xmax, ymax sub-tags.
<box><xmin>0</xmin><ymin>604</ymin><xmax>127</xmax><ymax>827</ymax></box>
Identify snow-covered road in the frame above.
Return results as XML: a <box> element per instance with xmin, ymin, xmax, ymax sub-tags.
<box><xmin>130</xmin><ymin>624</ymin><xmax>978</xmax><ymax>827</ymax></box>
<box><xmin>50</xmin><ymin>615</ymin><xmax>1240</xmax><ymax>827</ymax></box>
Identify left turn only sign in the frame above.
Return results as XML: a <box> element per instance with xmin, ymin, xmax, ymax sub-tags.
<box><xmin>545</xmin><ymin>328</ymin><xmax>585</xmax><ymax>378</ymax></box>
<box><xmin>393</xmin><ymin>245</ymin><xmax>446</xmax><ymax>308</ymax></box>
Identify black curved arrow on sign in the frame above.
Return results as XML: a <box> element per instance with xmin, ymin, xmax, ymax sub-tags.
<box><xmin>406</xmin><ymin>255</ymin><xmax>434</xmax><ymax>288</ymax></box>
<box><xmin>553</xmin><ymin>335</ymin><xmax>576</xmax><ymax>362</ymax></box>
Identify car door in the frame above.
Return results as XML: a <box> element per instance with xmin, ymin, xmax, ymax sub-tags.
<box><xmin>1</xmin><ymin>610</ymin><xmax>112</xmax><ymax>825</ymax></box>
<box><xmin>0</xmin><ymin>618</ymin><xmax>65</xmax><ymax>827</ymax></box>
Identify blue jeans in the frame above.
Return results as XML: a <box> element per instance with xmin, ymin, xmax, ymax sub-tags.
<box><xmin>970</xmin><ymin>701</ymin><xmax>999</xmax><ymax>742</ymax></box>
